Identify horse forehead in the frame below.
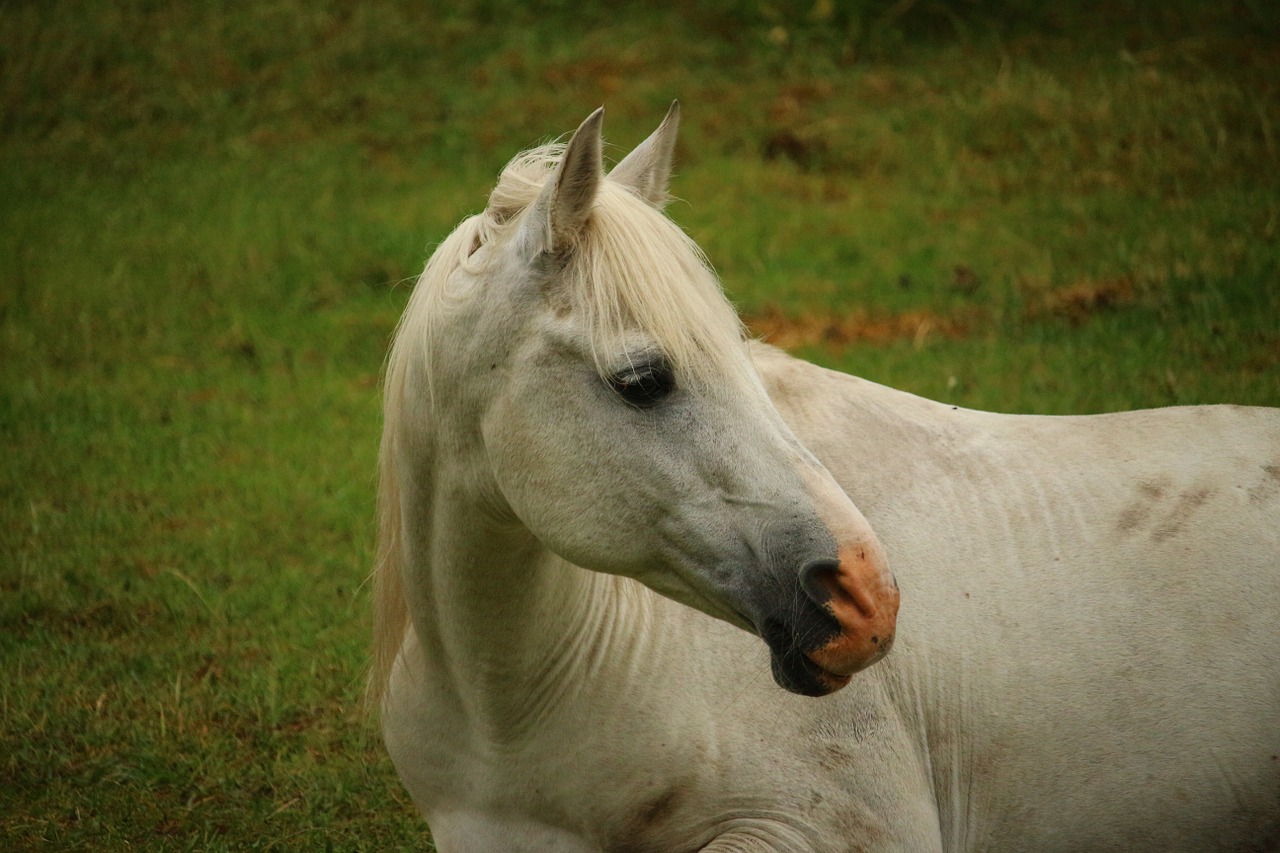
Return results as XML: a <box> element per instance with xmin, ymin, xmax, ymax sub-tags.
<box><xmin>535</xmin><ymin>269</ymin><xmax>575</xmax><ymax>319</ymax></box>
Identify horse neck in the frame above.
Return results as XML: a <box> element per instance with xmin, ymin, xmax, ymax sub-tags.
<box><xmin>399</xmin><ymin>458</ymin><xmax>646</xmax><ymax>741</ymax></box>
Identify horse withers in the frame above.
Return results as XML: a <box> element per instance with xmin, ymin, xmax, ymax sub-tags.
<box><xmin>372</xmin><ymin>104</ymin><xmax>1280</xmax><ymax>851</ymax></box>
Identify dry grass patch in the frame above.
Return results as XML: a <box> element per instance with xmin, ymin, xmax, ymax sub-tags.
<box><xmin>745</xmin><ymin>303</ymin><xmax>972</xmax><ymax>350</ymax></box>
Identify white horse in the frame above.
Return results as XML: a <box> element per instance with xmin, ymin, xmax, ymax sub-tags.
<box><xmin>372</xmin><ymin>104</ymin><xmax>1280</xmax><ymax>852</ymax></box>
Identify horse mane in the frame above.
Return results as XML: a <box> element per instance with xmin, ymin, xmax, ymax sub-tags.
<box><xmin>369</xmin><ymin>141</ymin><xmax>745</xmax><ymax>706</ymax></box>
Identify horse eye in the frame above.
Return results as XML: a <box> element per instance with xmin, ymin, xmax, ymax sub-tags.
<box><xmin>608</xmin><ymin>362</ymin><xmax>675</xmax><ymax>407</ymax></box>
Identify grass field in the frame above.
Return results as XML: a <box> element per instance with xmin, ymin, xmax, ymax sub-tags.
<box><xmin>2</xmin><ymin>1</ymin><xmax>1278</xmax><ymax>848</ymax></box>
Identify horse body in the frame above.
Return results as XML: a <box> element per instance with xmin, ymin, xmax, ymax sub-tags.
<box><xmin>376</xmin><ymin>106</ymin><xmax>1280</xmax><ymax>851</ymax></box>
<box><xmin>755</xmin><ymin>346</ymin><xmax>1280</xmax><ymax>851</ymax></box>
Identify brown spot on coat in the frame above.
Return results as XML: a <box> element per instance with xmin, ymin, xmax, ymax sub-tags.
<box><xmin>1116</xmin><ymin>502</ymin><xmax>1152</xmax><ymax>533</ymax></box>
<box><xmin>636</xmin><ymin>789</ymin><xmax>680</xmax><ymax>825</ymax></box>
<box><xmin>1138</xmin><ymin>479</ymin><xmax>1167</xmax><ymax>500</ymax></box>
<box><xmin>609</xmin><ymin>788</ymin><xmax>685</xmax><ymax>853</ymax></box>
<box><xmin>1151</xmin><ymin>488</ymin><xmax>1213</xmax><ymax>543</ymax></box>
<box><xmin>1117</xmin><ymin>479</ymin><xmax>1218</xmax><ymax>542</ymax></box>
<box><xmin>1247</xmin><ymin>464</ymin><xmax>1280</xmax><ymax>505</ymax></box>
<box><xmin>1116</xmin><ymin>479</ymin><xmax>1169</xmax><ymax>533</ymax></box>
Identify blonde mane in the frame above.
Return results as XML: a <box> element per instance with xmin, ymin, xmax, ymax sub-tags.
<box><xmin>370</xmin><ymin>143</ymin><xmax>746</xmax><ymax>704</ymax></box>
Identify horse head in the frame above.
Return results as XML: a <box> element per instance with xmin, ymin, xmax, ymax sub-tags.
<box><xmin>400</xmin><ymin>105</ymin><xmax>899</xmax><ymax>696</ymax></box>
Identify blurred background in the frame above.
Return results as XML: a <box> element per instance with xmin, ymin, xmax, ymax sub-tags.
<box><xmin>2</xmin><ymin>1</ymin><xmax>1277</xmax><ymax>848</ymax></box>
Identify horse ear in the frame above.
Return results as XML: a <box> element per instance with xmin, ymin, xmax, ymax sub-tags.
<box><xmin>609</xmin><ymin>100</ymin><xmax>680</xmax><ymax>208</ymax></box>
<box><xmin>520</xmin><ymin>107</ymin><xmax>604</xmax><ymax>257</ymax></box>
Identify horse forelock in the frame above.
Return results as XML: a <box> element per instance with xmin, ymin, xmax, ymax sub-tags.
<box><xmin>391</xmin><ymin>143</ymin><xmax>744</xmax><ymax>394</ymax></box>
<box><xmin>491</xmin><ymin>143</ymin><xmax>746</xmax><ymax>384</ymax></box>
<box><xmin>566</xmin><ymin>181</ymin><xmax>745</xmax><ymax>387</ymax></box>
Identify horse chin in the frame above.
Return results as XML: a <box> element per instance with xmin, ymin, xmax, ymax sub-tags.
<box><xmin>768</xmin><ymin>648</ymin><xmax>852</xmax><ymax>697</ymax></box>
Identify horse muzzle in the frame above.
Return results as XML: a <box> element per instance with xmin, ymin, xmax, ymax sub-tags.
<box><xmin>763</xmin><ymin>542</ymin><xmax>900</xmax><ymax>696</ymax></box>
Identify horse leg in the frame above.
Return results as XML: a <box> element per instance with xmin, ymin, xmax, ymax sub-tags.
<box><xmin>697</xmin><ymin>822</ymin><xmax>942</xmax><ymax>852</ymax></box>
<box><xmin>426</xmin><ymin>811</ymin><xmax>600</xmax><ymax>853</ymax></box>
<box><xmin>696</xmin><ymin>823</ymin><xmax>812</xmax><ymax>852</ymax></box>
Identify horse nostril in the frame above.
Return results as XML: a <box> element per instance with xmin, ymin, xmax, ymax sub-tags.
<box><xmin>799</xmin><ymin>558</ymin><xmax>842</xmax><ymax>608</ymax></box>
<box><xmin>800</xmin><ymin>557</ymin><xmax>875</xmax><ymax>620</ymax></box>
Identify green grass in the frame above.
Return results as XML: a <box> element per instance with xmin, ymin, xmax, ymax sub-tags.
<box><xmin>3</xmin><ymin>1</ymin><xmax>1278</xmax><ymax>848</ymax></box>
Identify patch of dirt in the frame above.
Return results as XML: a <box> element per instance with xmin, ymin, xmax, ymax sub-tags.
<box><xmin>744</xmin><ymin>274</ymin><xmax>1142</xmax><ymax>351</ymax></box>
<box><xmin>744</xmin><ymin>303</ymin><xmax>971</xmax><ymax>350</ymax></box>
<box><xmin>762</xmin><ymin>129</ymin><xmax>828</xmax><ymax>170</ymax></box>
<box><xmin>1030</xmin><ymin>276</ymin><xmax>1136</xmax><ymax>324</ymax></box>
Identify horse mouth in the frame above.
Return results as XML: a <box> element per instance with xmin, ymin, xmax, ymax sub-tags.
<box><xmin>758</xmin><ymin>609</ymin><xmax>896</xmax><ymax>696</ymax></box>
<box><xmin>769</xmin><ymin>646</ymin><xmax>852</xmax><ymax>697</ymax></box>
<box><xmin>760</xmin><ymin>616</ymin><xmax>848</xmax><ymax>697</ymax></box>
